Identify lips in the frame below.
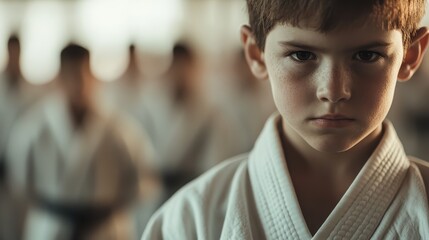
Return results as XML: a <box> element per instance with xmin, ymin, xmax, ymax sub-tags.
<box><xmin>315</xmin><ymin>114</ymin><xmax>353</xmax><ymax>120</ymax></box>
<box><xmin>310</xmin><ymin>114</ymin><xmax>355</xmax><ymax>128</ymax></box>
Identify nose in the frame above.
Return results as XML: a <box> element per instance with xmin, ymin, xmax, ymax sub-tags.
<box><xmin>316</xmin><ymin>63</ymin><xmax>351</xmax><ymax>103</ymax></box>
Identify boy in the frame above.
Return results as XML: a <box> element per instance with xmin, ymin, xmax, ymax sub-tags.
<box><xmin>142</xmin><ymin>0</ymin><xmax>429</xmax><ymax>239</ymax></box>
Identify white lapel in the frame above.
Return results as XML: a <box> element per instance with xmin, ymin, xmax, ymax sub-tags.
<box><xmin>44</xmin><ymin>93</ymin><xmax>111</xmax><ymax>198</ymax></box>
<box><xmin>61</xmin><ymin>108</ymin><xmax>111</xmax><ymax>197</ymax></box>
<box><xmin>249</xmin><ymin>114</ymin><xmax>312</xmax><ymax>240</ymax></box>
<box><xmin>43</xmin><ymin>92</ymin><xmax>74</xmax><ymax>158</ymax></box>
<box><xmin>312</xmin><ymin>121</ymin><xmax>409</xmax><ymax>240</ymax></box>
<box><xmin>249</xmin><ymin>114</ymin><xmax>410</xmax><ymax>240</ymax></box>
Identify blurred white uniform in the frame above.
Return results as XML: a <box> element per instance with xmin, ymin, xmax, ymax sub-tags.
<box><xmin>140</xmin><ymin>80</ymin><xmax>236</xmax><ymax>196</ymax></box>
<box><xmin>6</xmin><ymin>91</ymin><xmax>162</xmax><ymax>240</ymax></box>
<box><xmin>0</xmin><ymin>74</ymin><xmax>46</xmax><ymax>240</ymax></box>
<box><xmin>0</xmin><ymin>74</ymin><xmax>42</xmax><ymax>162</ymax></box>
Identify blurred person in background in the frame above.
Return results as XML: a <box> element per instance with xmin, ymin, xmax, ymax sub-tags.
<box><xmin>97</xmin><ymin>43</ymin><xmax>167</xmax><ymax>239</ymax></box>
<box><xmin>5</xmin><ymin>43</ymin><xmax>162</xmax><ymax>240</ymax></box>
<box><xmin>98</xmin><ymin>44</ymin><xmax>148</xmax><ymax>123</ymax></box>
<box><xmin>0</xmin><ymin>35</ymin><xmax>45</xmax><ymax>174</ymax></box>
<box><xmin>0</xmin><ymin>34</ymin><xmax>44</xmax><ymax>240</ymax></box>
<box><xmin>210</xmin><ymin>49</ymin><xmax>276</xmax><ymax>154</ymax></box>
<box><xmin>140</xmin><ymin>42</ymin><xmax>235</xmax><ymax>199</ymax></box>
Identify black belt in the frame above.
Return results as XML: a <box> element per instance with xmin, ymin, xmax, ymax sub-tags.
<box><xmin>0</xmin><ymin>155</ymin><xmax>5</xmax><ymax>183</ymax></box>
<box><xmin>36</xmin><ymin>196</ymin><xmax>120</xmax><ymax>240</ymax></box>
<box><xmin>161</xmin><ymin>169</ymin><xmax>198</xmax><ymax>199</ymax></box>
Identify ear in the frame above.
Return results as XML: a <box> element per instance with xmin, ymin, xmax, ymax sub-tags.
<box><xmin>240</xmin><ymin>25</ymin><xmax>268</xmax><ymax>80</ymax></box>
<box><xmin>398</xmin><ymin>27</ymin><xmax>429</xmax><ymax>81</ymax></box>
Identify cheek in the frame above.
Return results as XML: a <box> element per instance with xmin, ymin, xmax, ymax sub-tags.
<box><xmin>354</xmin><ymin>65</ymin><xmax>398</xmax><ymax>119</ymax></box>
<box><xmin>269</xmin><ymin>62</ymin><xmax>312</xmax><ymax>117</ymax></box>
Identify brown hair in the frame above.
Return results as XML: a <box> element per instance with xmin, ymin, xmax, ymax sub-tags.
<box><xmin>246</xmin><ymin>0</ymin><xmax>426</xmax><ymax>50</ymax></box>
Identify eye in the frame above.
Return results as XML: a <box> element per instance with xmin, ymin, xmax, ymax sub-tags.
<box><xmin>354</xmin><ymin>51</ymin><xmax>381</xmax><ymax>62</ymax></box>
<box><xmin>289</xmin><ymin>51</ymin><xmax>316</xmax><ymax>62</ymax></box>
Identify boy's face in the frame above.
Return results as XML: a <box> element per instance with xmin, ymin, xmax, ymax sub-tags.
<box><xmin>261</xmin><ymin>23</ymin><xmax>406</xmax><ymax>153</ymax></box>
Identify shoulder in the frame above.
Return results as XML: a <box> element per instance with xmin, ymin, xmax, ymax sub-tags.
<box><xmin>142</xmin><ymin>154</ymin><xmax>249</xmax><ymax>240</ymax></box>
<box><xmin>409</xmin><ymin>157</ymin><xmax>429</xmax><ymax>201</ymax></box>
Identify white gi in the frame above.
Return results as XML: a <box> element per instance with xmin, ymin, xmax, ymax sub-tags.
<box><xmin>142</xmin><ymin>114</ymin><xmax>429</xmax><ymax>240</ymax></box>
<box><xmin>139</xmin><ymin>79</ymin><xmax>237</xmax><ymax>180</ymax></box>
<box><xmin>6</xmin><ymin>91</ymin><xmax>162</xmax><ymax>240</ymax></box>
<box><xmin>0</xmin><ymin>75</ymin><xmax>46</xmax><ymax>240</ymax></box>
<box><xmin>0</xmin><ymin>74</ymin><xmax>44</xmax><ymax>161</ymax></box>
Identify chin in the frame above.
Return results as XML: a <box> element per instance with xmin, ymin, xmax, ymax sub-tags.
<box><xmin>307</xmin><ymin>138</ymin><xmax>357</xmax><ymax>153</ymax></box>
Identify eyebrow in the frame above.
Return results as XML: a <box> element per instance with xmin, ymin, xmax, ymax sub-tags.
<box><xmin>278</xmin><ymin>41</ymin><xmax>393</xmax><ymax>51</ymax></box>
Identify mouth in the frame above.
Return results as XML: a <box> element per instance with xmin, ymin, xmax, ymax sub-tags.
<box><xmin>314</xmin><ymin>114</ymin><xmax>354</xmax><ymax>120</ymax></box>
<box><xmin>309</xmin><ymin>114</ymin><xmax>355</xmax><ymax>128</ymax></box>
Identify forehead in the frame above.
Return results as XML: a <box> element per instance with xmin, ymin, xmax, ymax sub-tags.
<box><xmin>266</xmin><ymin>23</ymin><xmax>403</xmax><ymax>51</ymax></box>
<box><xmin>265</xmin><ymin>0</ymin><xmax>414</xmax><ymax>35</ymax></box>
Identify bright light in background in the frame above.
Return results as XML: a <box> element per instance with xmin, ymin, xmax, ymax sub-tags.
<box><xmin>0</xmin><ymin>3</ymin><xmax>8</xmax><ymax>71</ymax></box>
<box><xmin>75</xmin><ymin>0</ymin><xmax>131</xmax><ymax>82</ymax></box>
<box><xmin>20</xmin><ymin>1</ymin><xmax>70</xmax><ymax>85</ymax></box>
<box><xmin>90</xmin><ymin>45</ymin><xmax>129</xmax><ymax>82</ymax></box>
<box><xmin>75</xmin><ymin>0</ymin><xmax>185</xmax><ymax>81</ymax></box>
<box><xmin>5</xmin><ymin>0</ymin><xmax>185</xmax><ymax>83</ymax></box>
<box><xmin>132</xmin><ymin>0</ymin><xmax>185</xmax><ymax>77</ymax></box>
<box><xmin>132</xmin><ymin>0</ymin><xmax>184</xmax><ymax>54</ymax></box>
